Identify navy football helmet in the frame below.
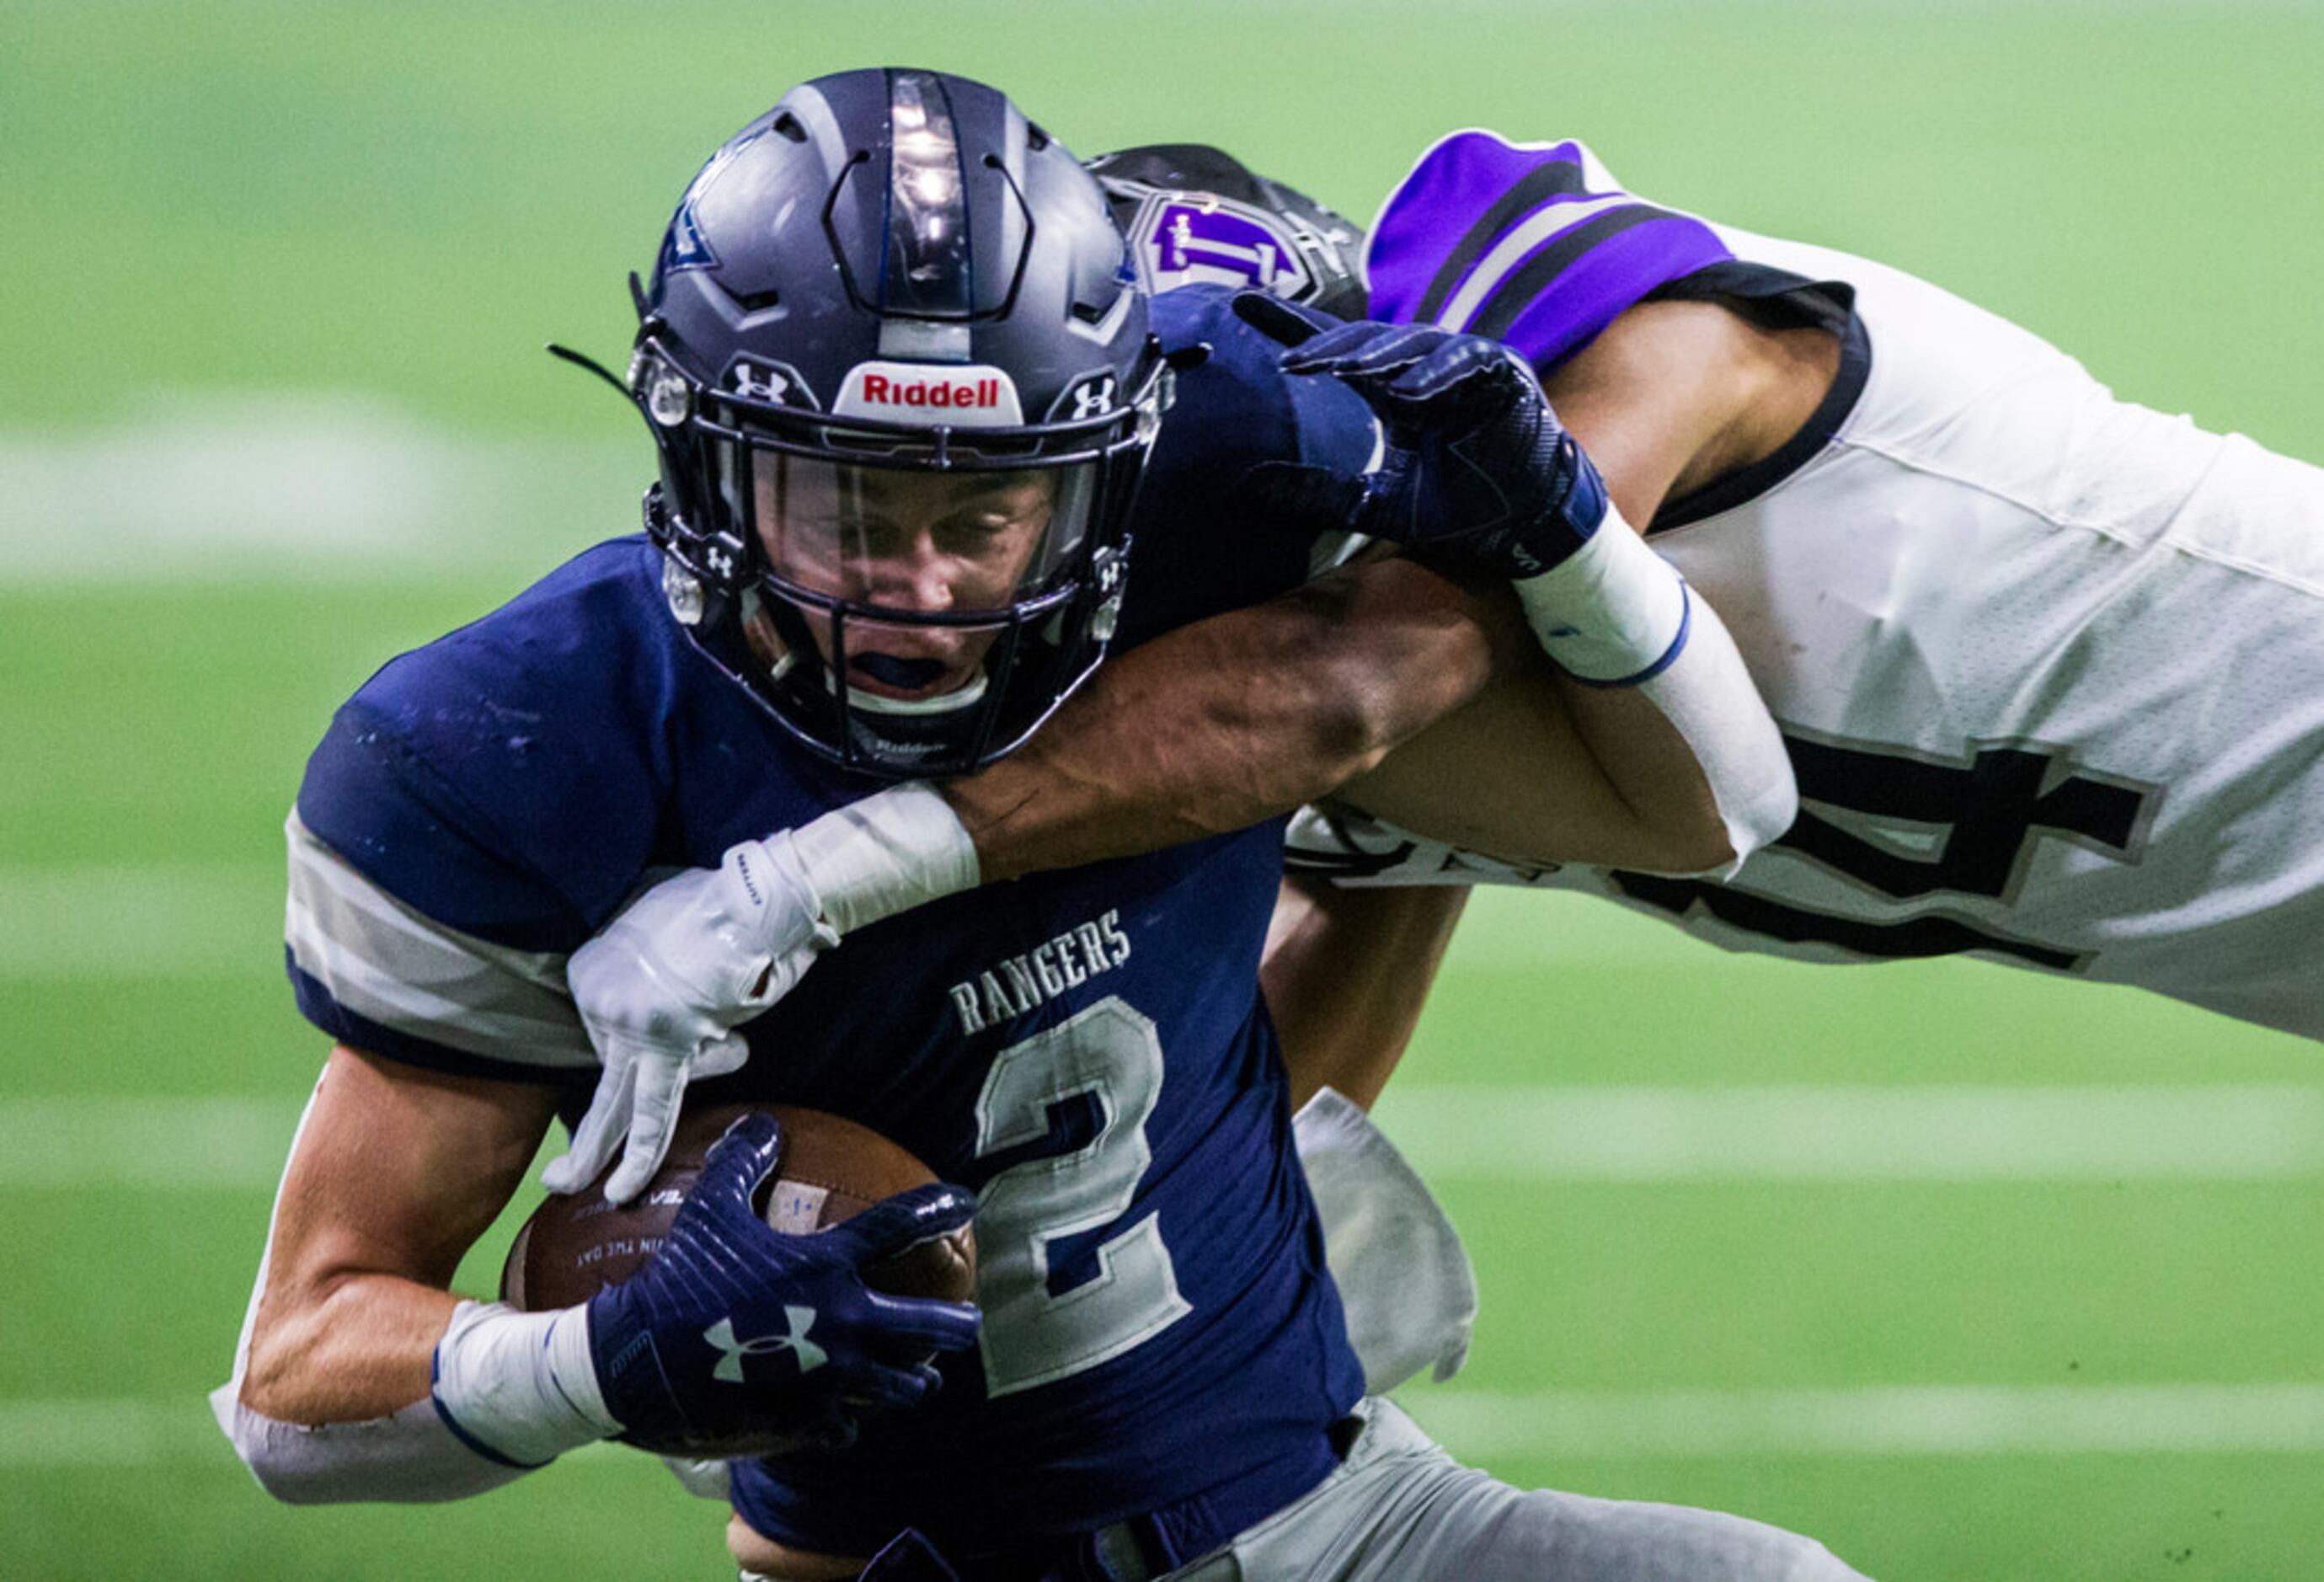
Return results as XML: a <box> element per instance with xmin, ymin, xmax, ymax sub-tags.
<box><xmin>626</xmin><ymin>69</ymin><xmax>1167</xmax><ymax>778</ymax></box>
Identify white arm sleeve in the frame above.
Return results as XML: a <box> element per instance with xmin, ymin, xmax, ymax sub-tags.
<box><xmin>1510</xmin><ymin>507</ymin><xmax>1797</xmax><ymax>877</ymax></box>
<box><xmin>211</xmin><ymin>1388</ymin><xmax>529</xmax><ymax>1505</ymax></box>
<box><xmin>1631</xmin><ymin>586</ymin><xmax>1798</xmax><ymax>876</ymax></box>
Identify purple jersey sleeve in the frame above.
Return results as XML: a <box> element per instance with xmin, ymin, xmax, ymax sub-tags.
<box><xmin>1366</xmin><ymin>131</ymin><xmax>1734</xmax><ymax>369</ymax></box>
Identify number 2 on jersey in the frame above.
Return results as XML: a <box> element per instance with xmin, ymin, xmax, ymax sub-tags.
<box><xmin>971</xmin><ymin>995</ymin><xmax>1192</xmax><ymax>1397</ymax></box>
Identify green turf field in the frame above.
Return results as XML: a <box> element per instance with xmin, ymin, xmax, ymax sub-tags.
<box><xmin>7</xmin><ymin>3</ymin><xmax>2322</xmax><ymax>1577</ymax></box>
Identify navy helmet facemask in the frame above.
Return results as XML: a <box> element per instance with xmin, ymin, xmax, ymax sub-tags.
<box><xmin>627</xmin><ymin>67</ymin><xmax>1167</xmax><ymax>778</ymax></box>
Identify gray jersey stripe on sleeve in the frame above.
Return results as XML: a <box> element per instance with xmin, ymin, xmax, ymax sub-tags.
<box><xmin>1436</xmin><ymin>192</ymin><xmax>1632</xmax><ymax>333</ymax></box>
<box><xmin>283</xmin><ymin>811</ymin><xmax>598</xmax><ymax>1069</ymax></box>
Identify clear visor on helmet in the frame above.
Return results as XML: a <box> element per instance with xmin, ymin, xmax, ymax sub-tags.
<box><xmin>740</xmin><ymin>449</ymin><xmax>1097</xmax><ymax>708</ymax></box>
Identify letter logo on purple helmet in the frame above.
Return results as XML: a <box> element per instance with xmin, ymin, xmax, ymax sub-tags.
<box><xmin>1133</xmin><ymin>198</ymin><xmax>1319</xmax><ymax>301</ymax></box>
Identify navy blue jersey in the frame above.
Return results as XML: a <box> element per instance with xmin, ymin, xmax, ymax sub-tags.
<box><xmin>285</xmin><ymin>284</ymin><xmax>1373</xmax><ymax>1567</ymax></box>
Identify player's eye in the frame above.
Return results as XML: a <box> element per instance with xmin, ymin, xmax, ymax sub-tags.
<box><xmin>779</xmin><ymin>511</ymin><xmax>852</xmax><ymax>553</ymax></box>
<box><xmin>937</xmin><ymin>515</ymin><xmax>1014</xmax><ymax>548</ymax></box>
<box><xmin>840</xmin><ymin>516</ymin><xmax>919</xmax><ymax>560</ymax></box>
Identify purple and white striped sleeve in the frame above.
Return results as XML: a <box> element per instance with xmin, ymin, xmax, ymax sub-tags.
<box><xmin>1366</xmin><ymin>131</ymin><xmax>1734</xmax><ymax>369</ymax></box>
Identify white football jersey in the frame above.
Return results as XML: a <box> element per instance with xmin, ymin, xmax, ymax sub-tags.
<box><xmin>1305</xmin><ymin>225</ymin><xmax>2324</xmax><ymax>1039</ymax></box>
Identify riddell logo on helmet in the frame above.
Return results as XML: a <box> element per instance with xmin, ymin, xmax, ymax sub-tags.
<box><xmin>834</xmin><ymin>361</ymin><xmax>1025</xmax><ymax>428</ymax></box>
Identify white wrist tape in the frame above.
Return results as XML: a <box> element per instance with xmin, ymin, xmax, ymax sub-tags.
<box><xmin>1510</xmin><ymin>504</ymin><xmax>1691</xmax><ymax>683</ymax></box>
<box><xmin>790</xmin><ymin>780</ymin><xmax>980</xmax><ymax>936</ymax></box>
<box><xmin>429</xmin><ymin>1300</ymin><xmax>618</xmax><ymax>1468</ymax></box>
<box><xmin>1632</xmin><ymin>596</ymin><xmax>1800</xmax><ymax>877</ymax></box>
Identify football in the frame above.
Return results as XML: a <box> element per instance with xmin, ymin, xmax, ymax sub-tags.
<box><xmin>502</xmin><ymin>1103</ymin><xmax>976</xmax><ymax>1311</ymax></box>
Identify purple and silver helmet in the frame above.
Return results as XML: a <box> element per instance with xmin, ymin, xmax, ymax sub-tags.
<box><xmin>1088</xmin><ymin>143</ymin><xmax>1369</xmax><ymax>320</ymax></box>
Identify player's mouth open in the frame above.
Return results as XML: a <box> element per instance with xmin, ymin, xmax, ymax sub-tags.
<box><xmin>850</xmin><ymin>650</ymin><xmax>964</xmax><ymax>697</ymax></box>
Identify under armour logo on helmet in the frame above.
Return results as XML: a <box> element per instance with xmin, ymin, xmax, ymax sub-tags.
<box><xmin>704</xmin><ymin>544</ymin><xmax>737</xmax><ymax>580</ymax></box>
<box><xmin>704</xmin><ymin>1309</ymin><xmax>828</xmax><ymax>1382</ymax></box>
<box><xmin>1071</xmin><ymin>377</ymin><xmax>1117</xmax><ymax>420</ymax></box>
<box><xmin>732</xmin><ymin>366</ymin><xmax>789</xmax><ymax>404</ymax></box>
<box><xmin>722</xmin><ymin>354</ymin><xmax>818</xmax><ymax>412</ymax></box>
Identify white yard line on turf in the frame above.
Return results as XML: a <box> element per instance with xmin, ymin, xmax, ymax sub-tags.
<box><xmin>0</xmin><ymin>1400</ymin><xmax>224</xmax><ymax>1467</ymax></box>
<box><xmin>0</xmin><ymin>867</ymin><xmax>279</xmax><ymax>979</ymax></box>
<box><xmin>13</xmin><ymin>1385</ymin><xmax>2324</xmax><ymax>1469</ymax></box>
<box><xmin>1371</xmin><ymin>1085</ymin><xmax>2324</xmax><ymax>1180</ymax></box>
<box><xmin>9</xmin><ymin>1087</ymin><xmax>2324</xmax><ymax>1189</ymax></box>
<box><xmin>1398</xmin><ymin>1384</ymin><xmax>2324</xmax><ymax>1458</ymax></box>
<box><xmin>0</xmin><ymin>1099</ymin><xmax>304</xmax><ymax>1188</ymax></box>
<box><xmin>0</xmin><ymin>407</ymin><xmax>621</xmax><ymax>586</ymax></box>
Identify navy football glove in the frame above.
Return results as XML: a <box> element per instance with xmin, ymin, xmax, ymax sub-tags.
<box><xmin>1235</xmin><ymin>292</ymin><xmax>1611</xmax><ymax>580</ymax></box>
<box><xmin>585</xmin><ymin>1113</ymin><xmax>980</xmax><ymax>1458</ymax></box>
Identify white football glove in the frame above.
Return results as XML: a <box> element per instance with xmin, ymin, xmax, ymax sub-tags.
<box><xmin>542</xmin><ymin>835</ymin><xmax>837</xmax><ymax>1204</ymax></box>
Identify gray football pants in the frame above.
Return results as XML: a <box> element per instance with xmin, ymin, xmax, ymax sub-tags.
<box><xmin>1164</xmin><ymin>1398</ymin><xmax>1871</xmax><ymax>1582</ymax></box>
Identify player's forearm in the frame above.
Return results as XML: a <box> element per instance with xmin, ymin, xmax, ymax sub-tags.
<box><xmin>1547</xmin><ymin>589</ymin><xmax>1797</xmax><ymax>874</ymax></box>
<box><xmin>1264</xmin><ymin>877</ymin><xmax>1467</xmax><ymax>1110</ymax></box>
<box><xmin>226</xmin><ymin>1279</ymin><xmax>558</xmax><ymax>1505</ymax></box>
<box><xmin>219</xmin><ymin>1047</ymin><xmax>576</xmax><ymax>1501</ymax></box>
<box><xmin>237</xmin><ymin>1050</ymin><xmax>551</xmax><ymax>1423</ymax></box>
<box><xmin>240</xmin><ymin>1274</ymin><xmax>456</xmax><ymax>1423</ymax></box>
<box><xmin>944</xmin><ymin>559</ymin><xmax>1516</xmax><ymax>881</ymax></box>
<box><xmin>1335</xmin><ymin>575</ymin><xmax>1790</xmax><ymax>876</ymax></box>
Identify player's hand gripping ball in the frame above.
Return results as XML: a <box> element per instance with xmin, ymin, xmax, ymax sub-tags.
<box><xmin>508</xmin><ymin>1104</ymin><xmax>978</xmax><ymax>1458</ymax></box>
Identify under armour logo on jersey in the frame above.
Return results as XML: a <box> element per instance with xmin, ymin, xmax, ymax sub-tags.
<box><xmin>704</xmin><ymin>1309</ymin><xmax>827</xmax><ymax>1382</ymax></box>
<box><xmin>1070</xmin><ymin>377</ymin><xmax>1117</xmax><ymax>420</ymax></box>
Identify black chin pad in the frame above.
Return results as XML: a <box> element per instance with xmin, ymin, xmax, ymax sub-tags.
<box><xmin>854</xmin><ymin>652</ymin><xmax>950</xmax><ymax>689</ymax></box>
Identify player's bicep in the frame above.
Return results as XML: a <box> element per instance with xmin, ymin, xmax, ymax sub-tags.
<box><xmin>1543</xmin><ymin>300</ymin><xmax>1776</xmax><ymax>528</ymax></box>
<box><xmin>1264</xmin><ymin>877</ymin><xmax>1467</xmax><ymax>1111</ymax></box>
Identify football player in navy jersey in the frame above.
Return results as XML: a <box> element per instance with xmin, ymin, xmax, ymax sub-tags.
<box><xmin>217</xmin><ymin>71</ymin><xmax>1863</xmax><ymax>1579</ymax></box>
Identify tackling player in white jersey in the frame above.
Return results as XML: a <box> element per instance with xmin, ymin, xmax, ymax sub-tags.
<box><xmin>1285</xmin><ymin>131</ymin><xmax>2324</xmax><ymax>1050</ymax></box>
